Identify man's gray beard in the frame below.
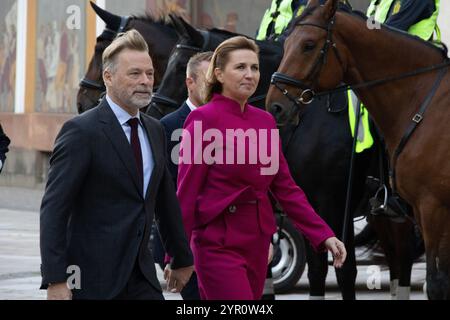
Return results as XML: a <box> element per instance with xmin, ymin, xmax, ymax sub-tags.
<box><xmin>130</xmin><ymin>93</ymin><xmax>152</xmax><ymax>109</ymax></box>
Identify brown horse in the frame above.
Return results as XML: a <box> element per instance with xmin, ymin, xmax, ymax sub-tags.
<box><xmin>266</xmin><ymin>0</ymin><xmax>450</xmax><ymax>299</ymax></box>
<box><xmin>77</xmin><ymin>2</ymin><xmax>178</xmax><ymax>114</ymax></box>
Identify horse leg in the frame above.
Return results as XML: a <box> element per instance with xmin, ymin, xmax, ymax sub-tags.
<box><xmin>305</xmin><ymin>243</ymin><xmax>328</xmax><ymax>299</ymax></box>
<box><xmin>335</xmin><ymin>217</ymin><xmax>357</xmax><ymax>300</ymax></box>
<box><xmin>368</xmin><ymin>215</ymin><xmax>399</xmax><ymax>299</ymax></box>
<box><xmin>392</xmin><ymin>220</ymin><xmax>415</xmax><ymax>300</ymax></box>
<box><xmin>417</xmin><ymin>200</ymin><xmax>450</xmax><ymax>300</ymax></box>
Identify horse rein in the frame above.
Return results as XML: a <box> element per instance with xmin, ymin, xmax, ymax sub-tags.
<box><xmin>271</xmin><ymin>14</ymin><xmax>450</xmax><ymax>195</ymax></box>
<box><xmin>79</xmin><ymin>16</ymin><xmax>131</xmax><ymax>101</ymax></box>
<box><xmin>271</xmin><ymin>16</ymin><xmax>345</xmax><ymax>108</ymax></box>
<box><xmin>271</xmin><ymin>16</ymin><xmax>450</xmax><ymax>107</ymax></box>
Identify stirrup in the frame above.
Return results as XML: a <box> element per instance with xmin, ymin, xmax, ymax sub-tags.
<box><xmin>370</xmin><ymin>184</ymin><xmax>388</xmax><ymax>215</ymax></box>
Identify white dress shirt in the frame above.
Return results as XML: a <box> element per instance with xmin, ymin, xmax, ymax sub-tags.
<box><xmin>106</xmin><ymin>95</ymin><xmax>154</xmax><ymax>196</ymax></box>
<box><xmin>185</xmin><ymin>98</ymin><xmax>197</xmax><ymax>112</ymax></box>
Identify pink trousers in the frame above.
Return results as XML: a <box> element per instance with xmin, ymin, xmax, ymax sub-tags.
<box><xmin>191</xmin><ymin>202</ymin><xmax>272</xmax><ymax>300</ymax></box>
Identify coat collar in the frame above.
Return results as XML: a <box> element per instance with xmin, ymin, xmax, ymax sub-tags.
<box><xmin>211</xmin><ymin>93</ymin><xmax>249</xmax><ymax>118</ymax></box>
<box><xmin>178</xmin><ymin>102</ymin><xmax>192</xmax><ymax>123</ymax></box>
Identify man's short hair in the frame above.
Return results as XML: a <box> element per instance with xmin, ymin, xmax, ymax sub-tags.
<box><xmin>102</xmin><ymin>29</ymin><xmax>149</xmax><ymax>73</ymax></box>
<box><xmin>186</xmin><ymin>51</ymin><xmax>213</xmax><ymax>80</ymax></box>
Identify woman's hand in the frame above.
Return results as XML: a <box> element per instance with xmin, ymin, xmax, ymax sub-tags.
<box><xmin>268</xmin><ymin>243</ymin><xmax>274</xmax><ymax>265</ymax></box>
<box><xmin>324</xmin><ymin>237</ymin><xmax>347</xmax><ymax>268</ymax></box>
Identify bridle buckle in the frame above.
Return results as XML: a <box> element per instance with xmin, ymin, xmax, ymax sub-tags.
<box><xmin>298</xmin><ymin>89</ymin><xmax>315</xmax><ymax>105</ymax></box>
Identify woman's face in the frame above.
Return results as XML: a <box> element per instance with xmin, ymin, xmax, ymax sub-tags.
<box><xmin>215</xmin><ymin>49</ymin><xmax>260</xmax><ymax>104</ymax></box>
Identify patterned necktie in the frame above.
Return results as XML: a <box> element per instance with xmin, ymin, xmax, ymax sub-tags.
<box><xmin>127</xmin><ymin>118</ymin><xmax>143</xmax><ymax>183</ymax></box>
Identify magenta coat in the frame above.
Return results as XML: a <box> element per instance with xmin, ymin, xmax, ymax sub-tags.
<box><xmin>177</xmin><ymin>94</ymin><xmax>334</xmax><ymax>251</ymax></box>
<box><xmin>177</xmin><ymin>93</ymin><xmax>335</xmax><ymax>299</ymax></box>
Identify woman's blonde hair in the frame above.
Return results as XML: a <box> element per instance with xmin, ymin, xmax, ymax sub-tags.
<box><xmin>202</xmin><ymin>36</ymin><xmax>259</xmax><ymax>103</ymax></box>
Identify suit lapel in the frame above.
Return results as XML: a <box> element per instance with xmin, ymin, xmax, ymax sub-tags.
<box><xmin>179</xmin><ymin>103</ymin><xmax>191</xmax><ymax>125</ymax></box>
<box><xmin>140</xmin><ymin>114</ymin><xmax>163</xmax><ymax>201</ymax></box>
<box><xmin>98</xmin><ymin>99</ymin><xmax>143</xmax><ymax>195</ymax></box>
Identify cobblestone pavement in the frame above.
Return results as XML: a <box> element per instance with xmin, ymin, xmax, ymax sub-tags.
<box><xmin>0</xmin><ymin>185</ymin><xmax>427</xmax><ymax>300</ymax></box>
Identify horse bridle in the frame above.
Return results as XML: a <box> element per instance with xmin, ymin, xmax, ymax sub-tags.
<box><xmin>149</xmin><ymin>42</ymin><xmax>204</xmax><ymax>114</ymax></box>
<box><xmin>271</xmin><ymin>16</ymin><xmax>345</xmax><ymax>110</ymax></box>
<box><xmin>271</xmin><ymin>15</ymin><xmax>450</xmax><ymax>109</ymax></box>
<box><xmin>148</xmin><ymin>30</ymin><xmax>212</xmax><ymax>117</ymax></box>
<box><xmin>79</xmin><ymin>16</ymin><xmax>131</xmax><ymax>96</ymax></box>
<box><xmin>150</xmin><ymin>30</ymin><xmax>268</xmax><ymax>116</ymax></box>
<box><xmin>271</xmin><ymin>13</ymin><xmax>450</xmax><ymax>194</ymax></box>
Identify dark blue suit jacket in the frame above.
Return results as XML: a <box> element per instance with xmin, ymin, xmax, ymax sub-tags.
<box><xmin>40</xmin><ymin>98</ymin><xmax>192</xmax><ymax>299</ymax></box>
<box><xmin>160</xmin><ymin>102</ymin><xmax>192</xmax><ymax>185</ymax></box>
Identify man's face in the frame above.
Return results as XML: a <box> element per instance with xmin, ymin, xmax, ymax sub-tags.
<box><xmin>186</xmin><ymin>60</ymin><xmax>210</xmax><ymax>107</ymax></box>
<box><xmin>104</xmin><ymin>49</ymin><xmax>154</xmax><ymax>115</ymax></box>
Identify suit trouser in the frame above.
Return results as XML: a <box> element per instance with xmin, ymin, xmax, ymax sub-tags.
<box><xmin>114</xmin><ymin>262</ymin><xmax>164</xmax><ymax>300</ymax></box>
<box><xmin>181</xmin><ymin>272</ymin><xmax>200</xmax><ymax>300</ymax></box>
<box><xmin>192</xmin><ymin>204</ymin><xmax>272</xmax><ymax>300</ymax></box>
<box><xmin>151</xmin><ymin>224</ymin><xmax>201</xmax><ymax>300</ymax></box>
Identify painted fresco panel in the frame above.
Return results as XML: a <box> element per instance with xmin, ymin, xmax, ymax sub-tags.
<box><xmin>0</xmin><ymin>0</ymin><xmax>17</xmax><ymax>112</ymax></box>
<box><xmin>35</xmin><ymin>0</ymin><xmax>86</xmax><ymax>113</ymax></box>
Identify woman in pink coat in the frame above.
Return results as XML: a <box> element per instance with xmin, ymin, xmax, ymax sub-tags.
<box><xmin>176</xmin><ymin>36</ymin><xmax>346</xmax><ymax>300</ymax></box>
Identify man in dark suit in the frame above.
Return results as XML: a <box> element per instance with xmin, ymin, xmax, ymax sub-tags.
<box><xmin>0</xmin><ymin>123</ymin><xmax>11</xmax><ymax>173</ymax></box>
<box><xmin>154</xmin><ymin>51</ymin><xmax>212</xmax><ymax>300</ymax></box>
<box><xmin>161</xmin><ymin>52</ymin><xmax>213</xmax><ymax>185</ymax></box>
<box><xmin>40</xmin><ymin>30</ymin><xmax>193</xmax><ymax>300</ymax></box>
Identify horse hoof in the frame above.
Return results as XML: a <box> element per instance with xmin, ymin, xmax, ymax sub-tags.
<box><xmin>423</xmin><ymin>281</ymin><xmax>427</xmax><ymax>298</ymax></box>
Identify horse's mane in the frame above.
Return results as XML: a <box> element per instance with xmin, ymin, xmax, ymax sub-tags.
<box><xmin>285</xmin><ymin>3</ymin><xmax>448</xmax><ymax>59</ymax></box>
<box><xmin>339</xmin><ymin>9</ymin><xmax>448</xmax><ymax>59</ymax></box>
<box><xmin>208</xmin><ymin>27</ymin><xmax>241</xmax><ymax>38</ymax></box>
<box><xmin>132</xmin><ymin>12</ymin><xmax>172</xmax><ymax>28</ymax></box>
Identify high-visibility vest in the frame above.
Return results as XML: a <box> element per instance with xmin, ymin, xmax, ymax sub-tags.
<box><xmin>367</xmin><ymin>0</ymin><xmax>441</xmax><ymax>42</ymax></box>
<box><xmin>256</xmin><ymin>0</ymin><xmax>294</xmax><ymax>40</ymax></box>
<box><xmin>347</xmin><ymin>91</ymin><xmax>374</xmax><ymax>153</ymax></box>
<box><xmin>348</xmin><ymin>0</ymin><xmax>441</xmax><ymax>153</ymax></box>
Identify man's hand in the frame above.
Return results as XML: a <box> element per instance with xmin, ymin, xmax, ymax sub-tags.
<box><xmin>164</xmin><ymin>265</ymin><xmax>194</xmax><ymax>293</ymax></box>
<box><xmin>47</xmin><ymin>282</ymin><xmax>72</xmax><ymax>300</ymax></box>
<box><xmin>323</xmin><ymin>237</ymin><xmax>347</xmax><ymax>268</ymax></box>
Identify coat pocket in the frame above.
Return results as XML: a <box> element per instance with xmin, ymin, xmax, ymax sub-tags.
<box><xmin>223</xmin><ymin>201</ymin><xmax>260</xmax><ymax>250</ymax></box>
<box><xmin>192</xmin><ymin>214</ymin><xmax>226</xmax><ymax>248</ymax></box>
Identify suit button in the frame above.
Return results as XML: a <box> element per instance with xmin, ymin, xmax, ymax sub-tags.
<box><xmin>138</xmin><ymin>230</ymin><xmax>142</xmax><ymax>237</ymax></box>
<box><xmin>228</xmin><ymin>205</ymin><xmax>236</xmax><ymax>213</ymax></box>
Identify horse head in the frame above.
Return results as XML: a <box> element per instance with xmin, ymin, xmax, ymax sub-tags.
<box><xmin>147</xmin><ymin>15</ymin><xmax>238</xmax><ymax>118</ymax></box>
<box><xmin>148</xmin><ymin>15</ymin><xmax>283</xmax><ymax>118</ymax></box>
<box><xmin>266</xmin><ymin>0</ymin><xmax>347</xmax><ymax>126</ymax></box>
<box><xmin>146</xmin><ymin>15</ymin><xmax>204</xmax><ymax>119</ymax></box>
<box><xmin>77</xmin><ymin>1</ymin><xmax>178</xmax><ymax>114</ymax></box>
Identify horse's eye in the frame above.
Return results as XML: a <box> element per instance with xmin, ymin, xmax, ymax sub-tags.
<box><xmin>303</xmin><ymin>42</ymin><xmax>316</xmax><ymax>52</ymax></box>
